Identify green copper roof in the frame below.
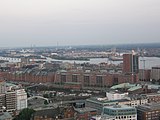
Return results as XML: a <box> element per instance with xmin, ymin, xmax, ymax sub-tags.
<box><xmin>128</xmin><ymin>86</ymin><xmax>142</xmax><ymax>91</ymax></box>
<box><xmin>111</xmin><ymin>83</ymin><xmax>135</xmax><ymax>89</ymax></box>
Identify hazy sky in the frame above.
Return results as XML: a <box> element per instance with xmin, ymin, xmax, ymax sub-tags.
<box><xmin>0</xmin><ymin>0</ymin><xmax>160</xmax><ymax>47</ymax></box>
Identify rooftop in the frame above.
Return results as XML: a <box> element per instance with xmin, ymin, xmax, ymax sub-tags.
<box><xmin>6</xmin><ymin>82</ymin><xmax>17</xmax><ymax>87</ymax></box>
<box><xmin>0</xmin><ymin>112</ymin><xmax>12</xmax><ymax>120</ymax></box>
<box><xmin>87</xmin><ymin>97</ymin><xmax>130</xmax><ymax>105</ymax></box>
<box><xmin>145</xmin><ymin>93</ymin><xmax>160</xmax><ymax>97</ymax></box>
<box><xmin>107</xmin><ymin>90</ymin><xmax>128</xmax><ymax>94</ymax></box>
<box><xmin>104</xmin><ymin>104</ymin><xmax>136</xmax><ymax>110</ymax></box>
<box><xmin>34</xmin><ymin>108</ymin><xmax>60</xmax><ymax>118</ymax></box>
<box><xmin>91</xmin><ymin>115</ymin><xmax>115</xmax><ymax>120</ymax></box>
<box><xmin>74</xmin><ymin>107</ymin><xmax>97</xmax><ymax>113</ymax></box>
<box><xmin>137</xmin><ymin>102</ymin><xmax>160</xmax><ymax>111</ymax></box>
<box><xmin>128</xmin><ymin>85</ymin><xmax>142</xmax><ymax>91</ymax></box>
<box><xmin>111</xmin><ymin>83</ymin><xmax>135</xmax><ymax>89</ymax></box>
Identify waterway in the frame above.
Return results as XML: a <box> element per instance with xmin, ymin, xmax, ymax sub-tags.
<box><xmin>46</xmin><ymin>57</ymin><xmax>160</xmax><ymax>69</ymax></box>
<box><xmin>0</xmin><ymin>56</ymin><xmax>160</xmax><ymax>69</ymax></box>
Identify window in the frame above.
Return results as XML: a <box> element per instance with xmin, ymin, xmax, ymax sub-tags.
<box><xmin>72</xmin><ymin>75</ymin><xmax>78</xmax><ymax>82</ymax></box>
<box><xmin>113</xmin><ymin>77</ymin><xmax>118</xmax><ymax>85</ymax></box>
<box><xmin>96</xmin><ymin>76</ymin><xmax>103</xmax><ymax>86</ymax></box>
<box><xmin>61</xmin><ymin>75</ymin><xmax>66</xmax><ymax>83</ymax></box>
<box><xmin>84</xmin><ymin>76</ymin><xmax>90</xmax><ymax>86</ymax></box>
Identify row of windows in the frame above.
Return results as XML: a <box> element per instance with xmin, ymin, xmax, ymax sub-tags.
<box><xmin>147</xmin><ymin>111</ymin><xmax>160</xmax><ymax>114</ymax></box>
<box><xmin>61</xmin><ymin>75</ymin><xmax>103</xmax><ymax>84</ymax></box>
<box><xmin>104</xmin><ymin>109</ymin><xmax>136</xmax><ymax>113</ymax></box>
<box><xmin>115</xmin><ymin>115</ymin><xmax>136</xmax><ymax>119</ymax></box>
<box><xmin>60</xmin><ymin>75</ymin><xmax>118</xmax><ymax>84</ymax></box>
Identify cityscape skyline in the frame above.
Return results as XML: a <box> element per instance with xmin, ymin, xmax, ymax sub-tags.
<box><xmin>0</xmin><ymin>1</ymin><xmax>160</xmax><ymax>119</ymax></box>
<box><xmin>0</xmin><ymin>0</ymin><xmax>160</xmax><ymax>47</ymax></box>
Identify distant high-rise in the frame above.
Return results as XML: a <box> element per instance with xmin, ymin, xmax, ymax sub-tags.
<box><xmin>123</xmin><ymin>53</ymin><xmax>139</xmax><ymax>74</ymax></box>
<box><xmin>0</xmin><ymin>80</ymin><xmax>6</xmax><ymax>94</ymax></box>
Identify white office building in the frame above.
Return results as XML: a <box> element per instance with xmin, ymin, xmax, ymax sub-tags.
<box><xmin>106</xmin><ymin>91</ymin><xmax>128</xmax><ymax>100</ymax></box>
<box><xmin>16</xmin><ymin>89</ymin><xmax>27</xmax><ymax>110</ymax></box>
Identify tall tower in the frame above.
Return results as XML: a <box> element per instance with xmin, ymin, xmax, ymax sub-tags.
<box><xmin>123</xmin><ymin>53</ymin><xmax>139</xmax><ymax>74</ymax></box>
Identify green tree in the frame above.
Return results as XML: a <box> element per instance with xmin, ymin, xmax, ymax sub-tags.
<box><xmin>44</xmin><ymin>100</ymin><xmax>49</xmax><ymax>105</ymax></box>
<box><xmin>13</xmin><ymin>108</ymin><xmax>35</xmax><ymax>120</ymax></box>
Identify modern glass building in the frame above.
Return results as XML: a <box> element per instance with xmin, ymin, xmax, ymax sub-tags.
<box><xmin>103</xmin><ymin>104</ymin><xmax>137</xmax><ymax>120</ymax></box>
